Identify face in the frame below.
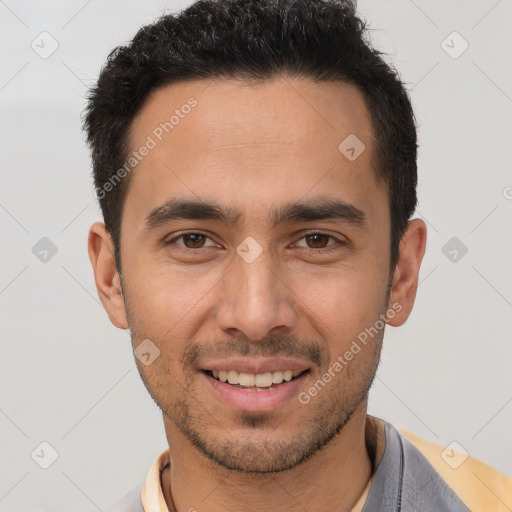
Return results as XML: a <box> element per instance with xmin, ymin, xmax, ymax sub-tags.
<box><xmin>89</xmin><ymin>77</ymin><xmax>424</xmax><ymax>473</ymax></box>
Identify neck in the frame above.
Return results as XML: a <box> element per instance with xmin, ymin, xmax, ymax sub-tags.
<box><xmin>161</xmin><ymin>403</ymin><xmax>373</xmax><ymax>512</ymax></box>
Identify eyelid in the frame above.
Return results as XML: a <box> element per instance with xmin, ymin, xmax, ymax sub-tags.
<box><xmin>292</xmin><ymin>230</ymin><xmax>347</xmax><ymax>249</ymax></box>
<box><xmin>163</xmin><ymin>229</ymin><xmax>347</xmax><ymax>250</ymax></box>
<box><xmin>164</xmin><ymin>231</ymin><xmax>220</xmax><ymax>248</ymax></box>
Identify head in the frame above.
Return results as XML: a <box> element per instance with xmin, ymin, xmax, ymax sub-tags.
<box><xmin>86</xmin><ymin>0</ymin><xmax>426</xmax><ymax>473</ymax></box>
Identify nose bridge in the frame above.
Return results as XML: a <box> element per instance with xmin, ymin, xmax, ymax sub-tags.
<box><xmin>216</xmin><ymin>245</ymin><xmax>296</xmax><ymax>339</ymax></box>
<box><xmin>240</xmin><ymin>251</ymin><xmax>277</xmax><ymax>307</ymax></box>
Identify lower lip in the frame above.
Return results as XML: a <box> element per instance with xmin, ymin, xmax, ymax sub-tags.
<box><xmin>203</xmin><ymin>371</ymin><xmax>309</xmax><ymax>412</ymax></box>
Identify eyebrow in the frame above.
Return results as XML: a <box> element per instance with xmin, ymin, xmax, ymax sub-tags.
<box><xmin>144</xmin><ymin>197</ymin><xmax>367</xmax><ymax>231</ymax></box>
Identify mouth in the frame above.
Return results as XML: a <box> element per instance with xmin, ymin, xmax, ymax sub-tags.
<box><xmin>202</xmin><ymin>368</ymin><xmax>310</xmax><ymax>391</ymax></box>
<box><xmin>201</xmin><ymin>364</ymin><xmax>311</xmax><ymax>411</ymax></box>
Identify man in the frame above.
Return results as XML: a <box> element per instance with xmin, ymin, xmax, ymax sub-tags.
<box><xmin>85</xmin><ymin>0</ymin><xmax>511</xmax><ymax>510</ymax></box>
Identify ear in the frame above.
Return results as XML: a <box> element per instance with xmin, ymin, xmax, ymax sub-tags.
<box><xmin>88</xmin><ymin>222</ymin><xmax>129</xmax><ymax>329</ymax></box>
<box><xmin>387</xmin><ymin>219</ymin><xmax>427</xmax><ymax>327</ymax></box>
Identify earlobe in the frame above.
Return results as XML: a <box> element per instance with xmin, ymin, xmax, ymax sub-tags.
<box><xmin>88</xmin><ymin>222</ymin><xmax>129</xmax><ymax>329</ymax></box>
<box><xmin>387</xmin><ymin>219</ymin><xmax>427</xmax><ymax>327</ymax></box>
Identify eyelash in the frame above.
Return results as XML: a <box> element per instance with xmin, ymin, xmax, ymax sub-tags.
<box><xmin>164</xmin><ymin>231</ymin><xmax>345</xmax><ymax>252</ymax></box>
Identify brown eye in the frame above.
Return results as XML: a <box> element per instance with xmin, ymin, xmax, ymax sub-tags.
<box><xmin>165</xmin><ymin>232</ymin><xmax>218</xmax><ymax>250</ymax></box>
<box><xmin>182</xmin><ymin>233</ymin><xmax>207</xmax><ymax>248</ymax></box>
<box><xmin>305</xmin><ymin>233</ymin><xmax>331</xmax><ymax>248</ymax></box>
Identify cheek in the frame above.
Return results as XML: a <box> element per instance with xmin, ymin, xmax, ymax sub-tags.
<box><xmin>291</xmin><ymin>265</ymin><xmax>388</xmax><ymax>350</ymax></box>
<box><xmin>123</xmin><ymin>262</ymin><xmax>227</xmax><ymax>387</ymax></box>
<box><xmin>125</xmin><ymin>258</ymin><xmax>221</xmax><ymax>328</ymax></box>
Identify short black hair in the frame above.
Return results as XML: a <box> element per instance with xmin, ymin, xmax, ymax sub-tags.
<box><xmin>83</xmin><ymin>0</ymin><xmax>417</xmax><ymax>271</ymax></box>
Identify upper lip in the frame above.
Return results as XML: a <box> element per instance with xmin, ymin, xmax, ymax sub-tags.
<box><xmin>202</xmin><ymin>358</ymin><xmax>310</xmax><ymax>374</ymax></box>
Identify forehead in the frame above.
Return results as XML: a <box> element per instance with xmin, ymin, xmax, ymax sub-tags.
<box><xmin>130</xmin><ymin>76</ymin><xmax>373</xmax><ymax>154</ymax></box>
<box><xmin>124</xmin><ymin>77</ymin><xmax>384</xmax><ymax>227</ymax></box>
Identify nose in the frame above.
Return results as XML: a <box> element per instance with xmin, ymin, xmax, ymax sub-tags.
<box><xmin>215</xmin><ymin>249</ymin><xmax>298</xmax><ymax>341</ymax></box>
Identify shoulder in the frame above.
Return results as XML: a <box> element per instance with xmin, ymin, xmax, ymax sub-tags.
<box><xmin>400</xmin><ymin>428</ymin><xmax>512</xmax><ymax>512</ymax></box>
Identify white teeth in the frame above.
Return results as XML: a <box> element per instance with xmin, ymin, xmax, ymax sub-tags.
<box><xmin>210</xmin><ymin>369</ymin><xmax>305</xmax><ymax>387</ymax></box>
<box><xmin>254</xmin><ymin>372</ymin><xmax>273</xmax><ymax>387</ymax></box>
<box><xmin>272</xmin><ymin>371</ymin><xmax>283</xmax><ymax>384</ymax></box>
<box><xmin>238</xmin><ymin>372</ymin><xmax>255</xmax><ymax>386</ymax></box>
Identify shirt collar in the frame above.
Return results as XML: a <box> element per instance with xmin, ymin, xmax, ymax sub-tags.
<box><xmin>141</xmin><ymin>448</ymin><xmax>171</xmax><ymax>512</ymax></box>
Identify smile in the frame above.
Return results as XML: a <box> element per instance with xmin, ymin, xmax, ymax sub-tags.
<box><xmin>205</xmin><ymin>369</ymin><xmax>306</xmax><ymax>390</ymax></box>
<box><xmin>202</xmin><ymin>366</ymin><xmax>310</xmax><ymax>411</ymax></box>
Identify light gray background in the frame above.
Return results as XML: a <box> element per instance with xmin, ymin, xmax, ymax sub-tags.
<box><xmin>1</xmin><ymin>0</ymin><xmax>511</xmax><ymax>510</ymax></box>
